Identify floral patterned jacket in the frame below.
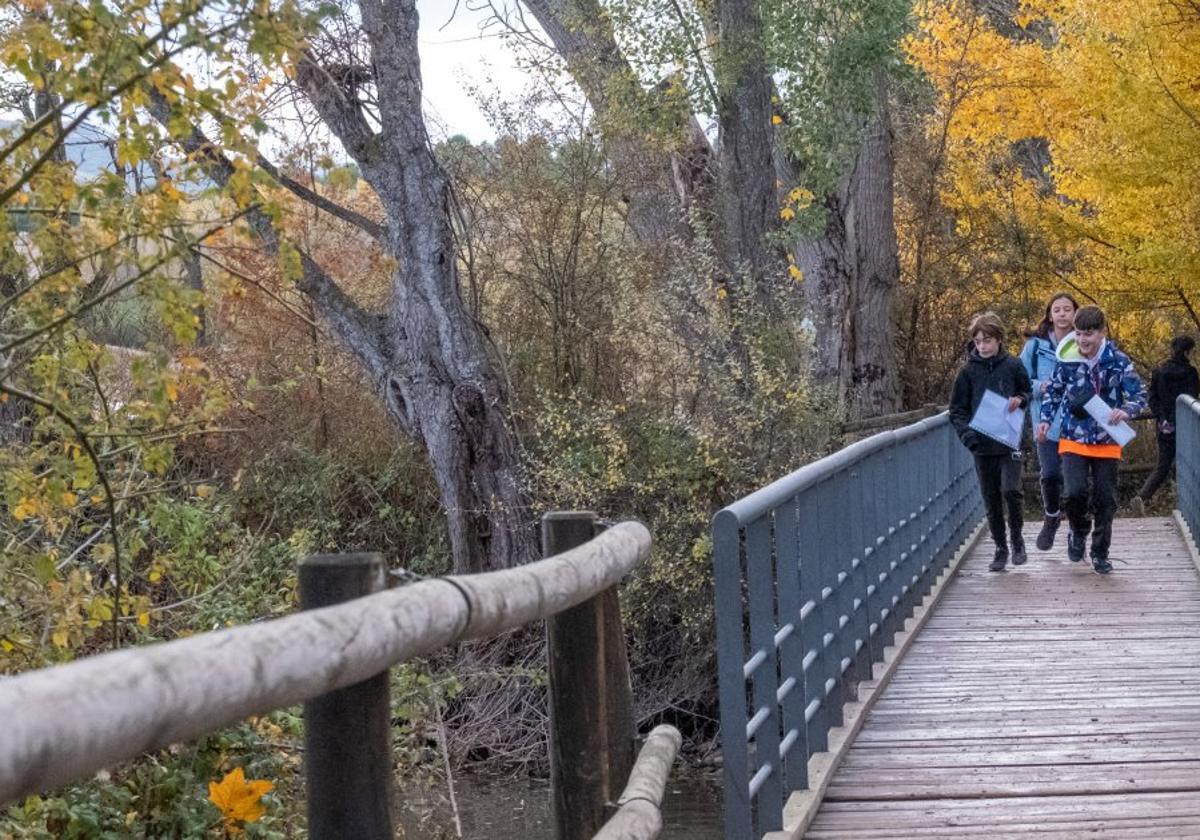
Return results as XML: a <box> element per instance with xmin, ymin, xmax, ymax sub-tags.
<box><xmin>1039</xmin><ymin>334</ymin><xmax>1146</xmax><ymax>446</ymax></box>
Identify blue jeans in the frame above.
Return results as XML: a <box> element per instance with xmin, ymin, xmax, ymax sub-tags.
<box><xmin>1035</xmin><ymin>438</ymin><xmax>1063</xmax><ymax>515</ymax></box>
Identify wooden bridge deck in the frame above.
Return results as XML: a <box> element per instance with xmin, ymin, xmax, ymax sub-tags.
<box><xmin>804</xmin><ymin>516</ymin><xmax>1200</xmax><ymax>838</ymax></box>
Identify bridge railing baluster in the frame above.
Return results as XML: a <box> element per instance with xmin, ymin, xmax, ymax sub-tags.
<box><xmin>712</xmin><ymin>413</ymin><xmax>984</xmax><ymax>840</ymax></box>
<box><xmin>1179</xmin><ymin>396</ymin><xmax>1200</xmax><ymax>538</ymax></box>
<box><xmin>774</xmin><ymin>496</ymin><xmax>810</xmax><ymax>795</ymax></box>
<box><xmin>745</xmin><ymin>514</ymin><xmax>785</xmax><ymax>832</ymax></box>
<box><xmin>795</xmin><ymin>494</ymin><xmax>829</xmax><ymax>757</ymax></box>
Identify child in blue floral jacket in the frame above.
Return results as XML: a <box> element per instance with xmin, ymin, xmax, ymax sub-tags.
<box><xmin>1036</xmin><ymin>305</ymin><xmax>1146</xmax><ymax>573</ymax></box>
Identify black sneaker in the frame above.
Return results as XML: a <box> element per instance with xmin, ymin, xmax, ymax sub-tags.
<box><xmin>1011</xmin><ymin>538</ymin><xmax>1027</xmax><ymax>566</ymax></box>
<box><xmin>1036</xmin><ymin>513</ymin><xmax>1061</xmax><ymax>551</ymax></box>
<box><xmin>1093</xmin><ymin>556</ymin><xmax>1113</xmax><ymax>575</ymax></box>
<box><xmin>989</xmin><ymin>547</ymin><xmax>1008</xmax><ymax>572</ymax></box>
<box><xmin>1067</xmin><ymin>531</ymin><xmax>1086</xmax><ymax>563</ymax></box>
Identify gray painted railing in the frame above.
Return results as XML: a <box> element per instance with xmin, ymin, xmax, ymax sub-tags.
<box><xmin>712</xmin><ymin>412</ymin><xmax>983</xmax><ymax>839</ymax></box>
<box><xmin>1177</xmin><ymin>396</ymin><xmax>1200</xmax><ymax>536</ymax></box>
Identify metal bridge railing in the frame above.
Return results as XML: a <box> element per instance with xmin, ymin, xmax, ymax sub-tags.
<box><xmin>1177</xmin><ymin>396</ymin><xmax>1200</xmax><ymax>539</ymax></box>
<box><xmin>712</xmin><ymin>412</ymin><xmax>983</xmax><ymax>839</ymax></box>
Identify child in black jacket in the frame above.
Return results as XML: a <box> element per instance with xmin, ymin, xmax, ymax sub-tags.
<box><xmin>949</xmin><ymin>312</ymin><xmax>1033</xmax><ymax>571</ymax></box>
<box><xmin>1133</xmin><ymin>335</ymin><xmax>1200</xmax><ymax>509</ymax></box>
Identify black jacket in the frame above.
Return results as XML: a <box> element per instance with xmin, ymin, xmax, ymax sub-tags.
<box><xmin>1148</xmin><ymin>356</ymin><xmax>1200</xmax><ymax>428</ymax></box>
<box><xmin>949</xmin><ymin>349</ymin><xmax>1032</xmax><ymax>456</ymax></box>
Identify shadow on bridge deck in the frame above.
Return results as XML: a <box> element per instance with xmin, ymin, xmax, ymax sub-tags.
<box><xmin>805</xmin><ymin>516</ymin><xmax>1200</xmax><ymax>838</ymax></box>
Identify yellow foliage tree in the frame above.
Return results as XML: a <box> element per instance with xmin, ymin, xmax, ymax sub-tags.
<box><xmin>907</xmin><ymin>0</ymin><xmax>1200</xmax><ymax>362</ymax></box>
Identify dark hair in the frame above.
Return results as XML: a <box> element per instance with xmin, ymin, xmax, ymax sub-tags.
<box><xmin>1074</xmin><ymin>305</ymin><xmax>1106</xmax><ymax>332</ymax></box>
<box><xmin>1031</xmin><ymin>292</ymin><xmax>1080</xmax><ymax>338</ymax></box>
<box><xmin>968</xmin><ymin>311</ymin><xmax>1004</xmax><ymax>342</ymax></box>
<box><xmin>1171</xmin><ymin>335</ymin><xmax>1196</xmax><ymax>359</ymax></box>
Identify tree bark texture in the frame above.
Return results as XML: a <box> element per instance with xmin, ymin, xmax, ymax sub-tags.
<box><xmin>154</xmin><ymin>1</ymin><xmax>536</xmax><ymax>572</ymax></box>
<box><xmin>715</xmin><ymin>0</ymin><xmax>779</xmax><ymax>299</ymax></box>
<box><xmin>298</xmin><ymin>0</ymin><xmax>535</xmax><ymax>572</ymax></box>
<box><xmin>790</xmin><ymin>82</ymin><xmax>902</xmax><ymax>419</ymax></box>
<box><xmin>523</xmin><ymin>0</ymin><xmax>902</xmax><ymax>419</ymax></box>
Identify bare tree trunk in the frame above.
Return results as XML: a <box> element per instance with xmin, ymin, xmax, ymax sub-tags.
<box><xmin>845</xmin><ymin>83</ymin><xmax>901</xmax><ymax>418</ymax></box>
<box><xmin>790</xmin><ymin>82</ymin><xmax>901</xmax><ymax>419</ymax></box>
<box><xmin>522</xmin><ymin>0</ymin><xmax>712</xmax><ymax>243</ymax></box>
<box><xmin>153</xmin><ymin>1</ymin><xmax>536</xmax><ymax>573</ymax></box>
<box><xmin>714</xmin><ymin>0</ymin><xmax>778</xmax><ymax>299</ymax></box>
<box><xmin>295</xmin><ymin>1</ymin><xmax>534</xmax><ymax>573</ymax></box>
<box><xmin>523</xmin><ymin>0</ymin><xmax>901</xmax><ymax>419</ymax></box>
<box><xmin>183</xmin><ymin>238</ymin><xmax>206</xmax><ymax>347</ymax></box>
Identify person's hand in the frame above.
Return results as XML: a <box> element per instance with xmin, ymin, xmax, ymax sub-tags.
<box><xmin>1007</xmin><ymin>396</ymin><xmax>1023</xmax><ymax>413</ymax></box>
<box><xmin>1040</xmin><ymin>381</ymin><xmax>1049</xmax><ymax>395</ymax></box>
<box><xmin>1109</xmin><ymin>408</ymin><xmax>1130</xmax><ymax>424</ymax></box>
<box><xmin>1036</xmin><ymin>422</ymin><xmax>1049</xmax><ymax>443</ymax></box>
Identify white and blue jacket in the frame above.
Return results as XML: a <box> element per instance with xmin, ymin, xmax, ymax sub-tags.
<box><xmin>1020</xmin><ymin>334</ymin><xmax>1063</xmax><ymax>441</ymax></box>
<box><xmin>1039</xmin><ymin>335</ymin><xmax>1147</xmax><ymax>446</ymax></box>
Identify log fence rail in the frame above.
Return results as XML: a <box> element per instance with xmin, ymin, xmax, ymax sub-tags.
<box><xmin>0</xmin><ymin>512</ymin><xmax>677</xmax><ymax>840</ymax></box>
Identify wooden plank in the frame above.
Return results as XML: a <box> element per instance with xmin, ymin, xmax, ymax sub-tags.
<box><xmin>760</xmin><ymin>522</ymin><xmax>987</xmax><ymax>840</ymax></box>
<box><xmin>798</xmin><ymin>517</ymin><xmax>1200</xmax><ymax>838</ymax></box>
<box><xmin>806</xmin><ymin>820</ymin><xmax>1200</xmax><ymax>839</ymax></box>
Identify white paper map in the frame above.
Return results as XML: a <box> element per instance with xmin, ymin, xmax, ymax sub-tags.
<box><xmin>969</xmin><ymin>389</ymin><xmax>1024</xmax><ymax>450</ymax></box>
<box><xmin>1083</xmin><ymin>395</ymin><xmax>1137</xmax><ymax>447</ymax></box>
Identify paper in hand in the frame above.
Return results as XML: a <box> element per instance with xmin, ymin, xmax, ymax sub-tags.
<box><xmin>1083</xmin><ymin>395</ymin><xmax>1136</xmax><ymax>447</ymax></box>
<box><xmin>968</xmin><ymin>389</ymin><xmax>1024</xmax><ymax>450</ymax></box>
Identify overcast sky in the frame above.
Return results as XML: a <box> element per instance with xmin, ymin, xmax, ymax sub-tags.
<box><xmin>416</xmin><ymin>0</ymin><xmax>538</xmax><ymax>140</ymax></box>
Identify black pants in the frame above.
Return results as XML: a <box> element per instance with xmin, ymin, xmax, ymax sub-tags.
<box><xmin>1139</xmin><ymin>434</ymin><xmax>1177</xmax><ymax>502</ymax></box>
<box><xmin>974</xmin><ymin>453</ymin><xmax>1024</xmax><ymax>551</ymax></box>
<box><xmin>1062</xmin><ymin>453</ymin><xmax>1119</xmax><ymax>559</ymax></box>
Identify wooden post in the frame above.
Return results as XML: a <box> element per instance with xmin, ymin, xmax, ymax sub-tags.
<box><xmin>543</xmin><ymin>511</ymin><xmax>637</xmax><ymax>840</ymax></box>
<box><xmin>299</xmin><ymin>553</ymin><xmax>394</xmax><ymax>840</ymax></box>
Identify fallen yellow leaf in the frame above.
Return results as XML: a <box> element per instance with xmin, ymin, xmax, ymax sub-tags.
<box><xmin>12</xmin><ymin>498</ymin><xmax>38</xmax><ymax>521</ymax></box>
<box><xmin>208</xmin><ymin>767</ymin><xmax>274</xmax><ymax>826</ymax></box>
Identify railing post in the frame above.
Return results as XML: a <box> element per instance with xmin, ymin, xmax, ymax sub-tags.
<box><xmin>713</xmin><ymin>509</ymin><xmax>754</xmax><ymax>840</ymax></box>
<box><xmin>299</xmin><ymin>553</ymin><xmax>394</xmax><ymax>840</ymax></box>
<box><xmin>543</xmin><ymin>511</ymin><xmax>636</xmax><ymax>840</ymax></box>
<box><xmin>1179</xmin><ymin>396</ymin><xmax>1197</xmax><ymax>534</ymax></box>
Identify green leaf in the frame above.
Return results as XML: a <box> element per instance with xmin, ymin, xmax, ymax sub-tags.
<box><xmin>32</xmin><ymin>554</ymin><xmax>57</xmax><ymax>584</ymax></box>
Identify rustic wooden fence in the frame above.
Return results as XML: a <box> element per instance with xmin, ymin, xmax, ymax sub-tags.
<box><xmin>0</xmin><ymin>511</ymin><xmax>679</xmax><ymax>840</ymax></box>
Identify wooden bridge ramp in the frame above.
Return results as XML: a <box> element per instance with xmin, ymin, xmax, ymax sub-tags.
<box><xmin>804</xmin><ymin>516</ymin><xmax>1200</xmax><ymax>839</ymax></box>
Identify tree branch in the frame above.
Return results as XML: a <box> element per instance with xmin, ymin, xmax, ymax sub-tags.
<box><xmin>293</xmin><ymin>51</ymin><xmax>387</xmax><ymax>182</ymax></box>
<box><xmin>255</xmin><ymin>154</ymin><xmax>388</xmax><ymax>241</ymax></box>
<box><xmin>145</xmin><ymin>90</ymin><xmax>401</xmax><ymax>424</ymax></box>
<box><xmin>0</xmin><ymin>380</ymin><xmax>123</xmax><ymax>649</ymax></box>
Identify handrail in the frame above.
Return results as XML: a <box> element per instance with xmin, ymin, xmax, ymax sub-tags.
<box><xmin>712</xmin><ymin>412</ymin><xmax>982</xmax><ymax>839</ymax></box>
<box><xmin>0</xmin><ymin>520</ymin><xmax>651</xmax><ymax>806</ymax></box>
<box><xmin>1177</xmin><ymin>396</ymin><xmax>1200</xmax><ymax>539</ymax></box>
<box><xmin>593</xmin><ymin>724</ymin><xmax>683</xmax><ymax>840</ymax></box>
<box><xmin>721</xmin><ymin>414</ymin><xmax>948</xmax><ymax>525</ymax></box>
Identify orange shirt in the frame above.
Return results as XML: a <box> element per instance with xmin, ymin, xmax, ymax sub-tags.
<box><xmin>1058</xmin><ymin>439</ymin><xmax>1122</xmax><ymax>460</ymax></box>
